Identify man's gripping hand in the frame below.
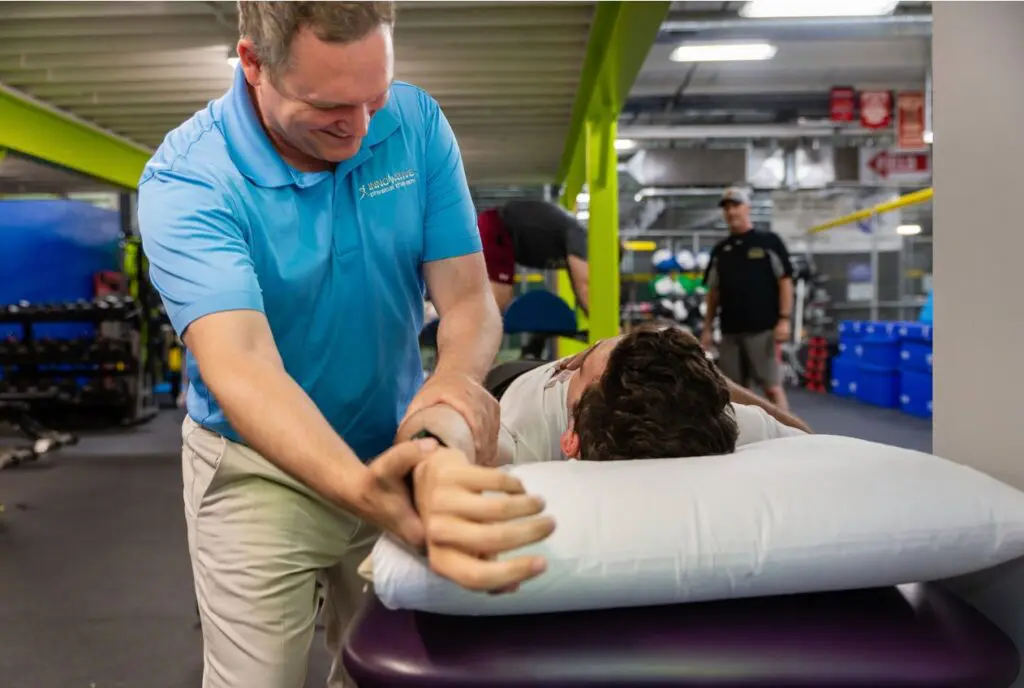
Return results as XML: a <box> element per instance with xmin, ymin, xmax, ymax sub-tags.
<box><xmin>403</xmin><ymin>371</ymin><xmax>500</xmax><ymax>467</ymax></box>
<box><xmin>413</xmin><ymin>448</ymin><xmax>555</xmax><ymax>592</ymax></box>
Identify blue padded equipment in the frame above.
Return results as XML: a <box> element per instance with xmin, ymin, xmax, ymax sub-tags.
<box><xmin>503</xmin><ymin>290</ymin><xmax>579</xmax><ymax>336</ymax></box>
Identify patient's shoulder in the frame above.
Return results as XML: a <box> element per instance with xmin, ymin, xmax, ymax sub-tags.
<box><xmin>733</xmin><ymin>403</ymin><xmax>805</xmax><ymax>445</ymax></box>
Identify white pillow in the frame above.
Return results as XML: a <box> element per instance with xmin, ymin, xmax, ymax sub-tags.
<box><xmin>372</xmin><ymin>435</ymin><xmax>1024</xmax><ymax>616</ymax></box>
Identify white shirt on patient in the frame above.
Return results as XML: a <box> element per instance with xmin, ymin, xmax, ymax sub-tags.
<box><xmin>498</xmin><ymin>359</ymin><xmax>804</xmax><ymax>465</ymax></box>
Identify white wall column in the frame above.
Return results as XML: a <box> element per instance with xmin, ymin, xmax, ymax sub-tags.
<box><xmin>933</xmin><ymin>2</ymin><xmax>1024</xmax><ymax>674</ymax></box>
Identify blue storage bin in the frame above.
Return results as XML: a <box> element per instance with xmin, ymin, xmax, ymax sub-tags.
<box><xmin>861</xmin><ymin>321</ymin><xmax>902</xmax><ymax>341</ymax></box>
<box><xmin>899</xmin><ymin>341</ymin><xmax>933</xmax><ymax>373</ymax></box>
<box><xmin>856</xmin><ymin>364</ymin><xmax>901</xmax><ymax>409</ymax></box>
<box><xmin>853</xmin><ymin>339</ymin><xmax>901</xmax><ymax>369</ymax></box>
<box><xmin>899</xmin><ymin>369</ymin><xmax>933</xmax><ymax>419</ymax></box>
<box><xmin>830</xmin><ymin>355</ymin><xmax>859</xmax><ymax>399</ymax></box>
<box><xmin>838</xmin><ymin>320</ymin><xmax>864</xmax><ymax>338</ymax></box>
<box><xmin>897</xmin><ymin>322</ymin><xmax>933</xmax><ymax>343</ymax></box>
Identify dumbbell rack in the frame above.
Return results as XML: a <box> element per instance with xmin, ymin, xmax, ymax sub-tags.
<box><xmin>0</xmin><ymin>297</ymin><xmax>158</xmax><ymax>439</ymax></box>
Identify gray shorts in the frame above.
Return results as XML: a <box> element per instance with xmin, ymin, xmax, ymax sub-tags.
<box><xmin>717</xmin><ymin>330</ymin><xmax>781</xmax><ymax>389</ymax></box>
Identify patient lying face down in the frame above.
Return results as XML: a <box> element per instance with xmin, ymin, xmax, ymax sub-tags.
<box><xmin>560</xmin><ymin>327</ymin><xmax>738</xmax><ymax>462</ymax></box>
<box><xmin>496</xmin><ymin>326</ymin><xmax>808</xmax><ymax>465</ymax></box>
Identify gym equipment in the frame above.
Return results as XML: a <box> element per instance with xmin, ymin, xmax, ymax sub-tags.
<box><xmin>675</xmin><ymin>249</ymin><xmax>696</xmax><ymax>271</ymax></box>
<box><xmin>344</xmin><ymin>584</ymin><xmax>1018</xmax><ymax>687</ymax></box>
<box><xmin>0</xmin><ymin>293</ymin><xmax>155</xmax><ymax>427</ymax></box>
<box><xmin>503</xmin><ymin>291</ymin><xmax>585</xmax><ymax>360</ymax></box>
<box><xmin>652</xmin><ymin>276</ymin><xmax>674</xmax><ymax>297</ymax></box>
<box><xmin>696</xmin><ymin>249</ymin><xmax>711</xmax><ymax>271</ymax></box>
<box><xmin>0</xmin><ymin>400</ymin><xmax>77</xmax><ymax>470</ymax></box>
<box><xmin>650</xmin><ymin>248</ymin><xmax>678</xmax><ymax>273</ymax></box>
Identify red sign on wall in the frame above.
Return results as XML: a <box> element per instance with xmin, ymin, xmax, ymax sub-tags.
<box><xmin>867</xmin><ymin>150</ymin><xmax>930</xmax><ymax>179</ymax></box>
<box><xmin>830</xmin><ymin>87</ymin><xmax>856</xmax><ymax>122</ymax></box>
<box><xmin>860</xmin><ymin>90</ymin><xmax>893</xmax><ymax>129</ymax></box>
<box><xmin>896</xmin><ymin>91</ymin><xmax>927</xmax><ymax>150</ymax></box>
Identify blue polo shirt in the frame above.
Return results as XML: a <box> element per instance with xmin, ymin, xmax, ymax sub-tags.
<box><xmin>137</xmin><ymin>67</ymin><xmax>480</xmax><ymax>460</ymax></box>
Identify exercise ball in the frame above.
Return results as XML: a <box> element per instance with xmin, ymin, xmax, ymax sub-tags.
<box><xmin>696</xmin><ymin>250</ymin><xmax>711</xmax><ymax>271</ymax></box>
<box><xmin>651</xmin><ymin>248</ymin><xmax>678</xmax><ymax>273</ymax></box>
<box><xmin>673</xmin><ymin>301</ymin><xmax>689</xmax><ymax>322</ymax></box>
<box><xmin>653</xmin><ymin>276</ymin><xmax>674</xmax><ymax>296</ymax></box>
<box><xmin>676</xmin><ymin>250</ymin><xmax>696</xmax><ymax>271</ymax></box>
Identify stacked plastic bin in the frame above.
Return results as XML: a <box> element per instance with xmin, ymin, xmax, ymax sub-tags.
<box><xmin>897</xmin><ymin>323</ymin><xmax>933</xmax><ymax>419</ymax></box>
<box><xmin>852</xmin><ymin>322</ymin><xmax>903</xmax><ymax>408</ymax></box>
<box><xmin>831</xmin><ymin>320</ymin><xmax>933</xmax><ymax>418</ymax></box>
<box><xmin>830</xmin><ymin>320</ymin><xmax>862</xmax><ymax>399</ymax></box>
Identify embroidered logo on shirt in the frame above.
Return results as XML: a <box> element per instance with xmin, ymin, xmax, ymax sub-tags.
<box><xmin>358</xmin><ymin>169</ymin><xmax>418</xmax><ymax>200</ymax></box>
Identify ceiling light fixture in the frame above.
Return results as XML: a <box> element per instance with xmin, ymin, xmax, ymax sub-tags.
<box><xmin>923</xmin><ymin>130</ymin><xmax>934</xmax><ymax>144</ymax></box>
<box><xmin>670</xmin><ymin>42</ymin><xmax>778</xmax><ymax>63</ymax></box>
<box><xmin>577</xmin><ymin>210</ymin><xmax>590</xmax><ymax>221</ymax></box>
<box><xmin>576</xmin><ymin>192</ymin><xmax>590</xmax><ymax>205</ymax></box>
<box><xmin>897</xmin><ymin>224</ymin><xmax>922</xmax><ymax>236</ymax></box>
<box><xmin>615</xmin><ymin>138</ymin><xmax>638</xmax><ymax>151</ymax></box>
<box><xmin>740</xmin><ymin>0</ymin><xmax>900</xmax><ymax>18</ymax></box>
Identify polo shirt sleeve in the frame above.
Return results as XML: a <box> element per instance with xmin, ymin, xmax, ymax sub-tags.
<box><xmin>766</xmin><ymin>233</ymin><xmax>794</xmax><ymax>279</ymax></box>
<box><xmin>137</xmin><ymin>170</ymin><xmax>264</xmax><ymax>336</ymax></box>
<box><xmin>420</xmin><ymin>94</ymin><xmax>482</xmax><ymax>263</ymax></box>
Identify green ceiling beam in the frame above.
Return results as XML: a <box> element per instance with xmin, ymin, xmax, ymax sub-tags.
<box><xmin>0</xmin><ymin>83</ymin><xmax>151</xmax><ymax>190</ymax></box>
<box><xmin>556</xmin><ymin>0</ymin><xmax>669</xmax><ymax>199</ymax></box>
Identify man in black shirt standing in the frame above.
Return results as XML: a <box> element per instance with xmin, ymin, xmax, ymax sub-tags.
<box><xmin>478</xmin><ymin>199</ymin><xmax>590</xmax><ymax>315</ymax></box>
<box><xmin>700</xmin><ymin>188</ymin><xmax>794</xmax><ymax>411</ymax></box>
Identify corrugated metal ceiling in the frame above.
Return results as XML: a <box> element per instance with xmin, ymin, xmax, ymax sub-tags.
<box><xmin>0</xmin><ymin>1</ymin><xmax>595</xmax><ymax>186</ymax></box>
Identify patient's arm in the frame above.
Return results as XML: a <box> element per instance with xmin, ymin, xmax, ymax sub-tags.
<box><xmin>726</xmin><ymin>380</ymin><xmax>812</xmax><ymax>434</ymax></box>
<box><xmin>397</xmin><ymin>403</ymin><xmax>513</xmax><ymax>467</ymax></box>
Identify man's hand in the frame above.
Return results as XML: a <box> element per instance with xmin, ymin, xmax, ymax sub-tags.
<box><xmin>774</xmin><ymin>319</ymin><xmax>792</xmax><ymax>343</ymax></box>
<box><xmin>414</xmin><ymin>449</ymin><xmax>555</xmax><ymax>592</ymax></box>
<box><xmin>356</xmin><ymin>437</ymin><xmax>441</xmax><ymax>550</ymax></box>
<box><xmin>700</xmin><ymin>328</ymin><xmax>714</xmax><ymax>351</ymax></box>
<box><xmin>404</xmin><ymin>371</ymin><xmax>500</xmax><ymax>467</ymax></box>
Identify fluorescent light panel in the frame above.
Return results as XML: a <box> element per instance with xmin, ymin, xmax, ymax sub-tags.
<box><xmin>615</xmin><ymin>138</ymin><xmax>637</xmax><ymax>151</ymax></box>
<box><xmin>740</xmin><ymin>0</ymin><xmax>900</xmax><ymax>18</ymax></box>
<box><xmin>577</xmin><ymin>210</ymin><xmax>590</xmax><ymax>221</ymax></box>
<box><xmin>897</xmin><ymin>224</ymin><xmax>922</xmax><ymax>236</ymax></box>
<box><xmin>670</xmin><ymin>43</ymin><xmax>778</xmax><ymax>63</ymax></box>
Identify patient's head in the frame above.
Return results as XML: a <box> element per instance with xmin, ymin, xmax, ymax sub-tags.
<box><xmin>560</xmin><ymin>327</ymin><xmax>738</xmax><ymax>462</ymax></box>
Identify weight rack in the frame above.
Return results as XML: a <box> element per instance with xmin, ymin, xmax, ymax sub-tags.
<box><xmin>0</xmin><ymin>296</ymin><xmax>159</xmax><ymax>469</ymax></box>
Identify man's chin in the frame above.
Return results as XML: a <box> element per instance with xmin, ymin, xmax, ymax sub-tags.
<box><xmin>315</xmin><ymin>137</ymin><xmax>362</xmax><ymax>163</ymax></box>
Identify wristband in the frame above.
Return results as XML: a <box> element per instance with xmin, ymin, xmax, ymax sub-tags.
<box><xmin>779</xmin><ymin>314</ymin><xmax>791</xmax><ymax>320</ymax></box>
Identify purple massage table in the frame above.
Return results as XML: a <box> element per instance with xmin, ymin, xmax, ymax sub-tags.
<box><xmin>343</xmin><ymin>583</ymin><xmax>1020</xmax><ymax>687</ymax></box>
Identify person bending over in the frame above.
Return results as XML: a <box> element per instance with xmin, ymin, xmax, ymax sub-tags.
<box><xmin>478</xmin><ymin>199</ymin><xmax>591</xmax><ymax>314</ymax></box>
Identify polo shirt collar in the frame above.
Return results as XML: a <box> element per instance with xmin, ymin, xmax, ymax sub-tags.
<box><xmin>220</xmin><ymin>66</ymin><xmax>402</xmax><ymax>189</ymax></box>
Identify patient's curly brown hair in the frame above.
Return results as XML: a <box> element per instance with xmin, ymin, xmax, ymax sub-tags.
<box><xmin>572</xmin><ymin>327</ymin><xmax>738</xmax><ymax>462</ymax></box>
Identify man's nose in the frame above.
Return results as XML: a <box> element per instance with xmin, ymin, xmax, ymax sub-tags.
<box><xmin>347</xmin><ymin>106</ymin><xmax>371</xmax><ymax>137</ymax></box>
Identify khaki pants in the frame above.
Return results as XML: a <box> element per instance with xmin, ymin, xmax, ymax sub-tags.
<box><xmin>182</xmin><ymin>416</ymin><xmax>378</xmax><ymax>688</ymax></box>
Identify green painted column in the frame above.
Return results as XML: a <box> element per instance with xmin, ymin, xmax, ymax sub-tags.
<box><xmin>556</xmin><ymin>189</ymin><xmax>588</xmax><ymax>358</ymax></box>
<box><xmin>585</xmin><ymin>115</ymin><xmax>620</xmax><ymax>343</ymax></box>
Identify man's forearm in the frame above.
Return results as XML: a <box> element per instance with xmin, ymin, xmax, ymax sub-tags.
<box><xmin>396</xmin><ymin>403</ymin><xmax>476</xmax><ymax>461</ymax></box>
<box><xmin>703</xmin><ymin>288</ymin><xmax>719</xmax><ymax>331</ymax></box>
<box><xmin>727</xmin><ymin>379</ymin><xmax>812</xmax><ymax>433</ymax></box>
<box><xmin>779</xmin><ymin>277</ymin><xmax>794</xmax><ymax>319</ymax></box>
<box><xmin>435</xmin><ymin>295</ymin><xmax>502</xmax><ymax>382</ymax></box>
<box><xmin>201</xmin><ymin>350</ymin><xmax>372</xmax><ymax>512</ymax></box>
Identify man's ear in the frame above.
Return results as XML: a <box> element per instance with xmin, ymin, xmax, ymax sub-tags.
<box><xmin>560</xmin><ymin>428</ymin><xmax>580</xmax><ymax>459</ymax></box>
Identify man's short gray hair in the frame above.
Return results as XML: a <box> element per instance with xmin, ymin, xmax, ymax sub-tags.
<box><xmin>237</xmin><ymin>1</ymin><xmax>396</xmax><ymax>76</ymax></box>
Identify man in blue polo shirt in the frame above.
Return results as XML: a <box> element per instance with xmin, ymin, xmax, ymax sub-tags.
<box><xmin>137</xmin><ymin>3</ymin><xmax>553</xmax><ymax>686</ymax></box>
